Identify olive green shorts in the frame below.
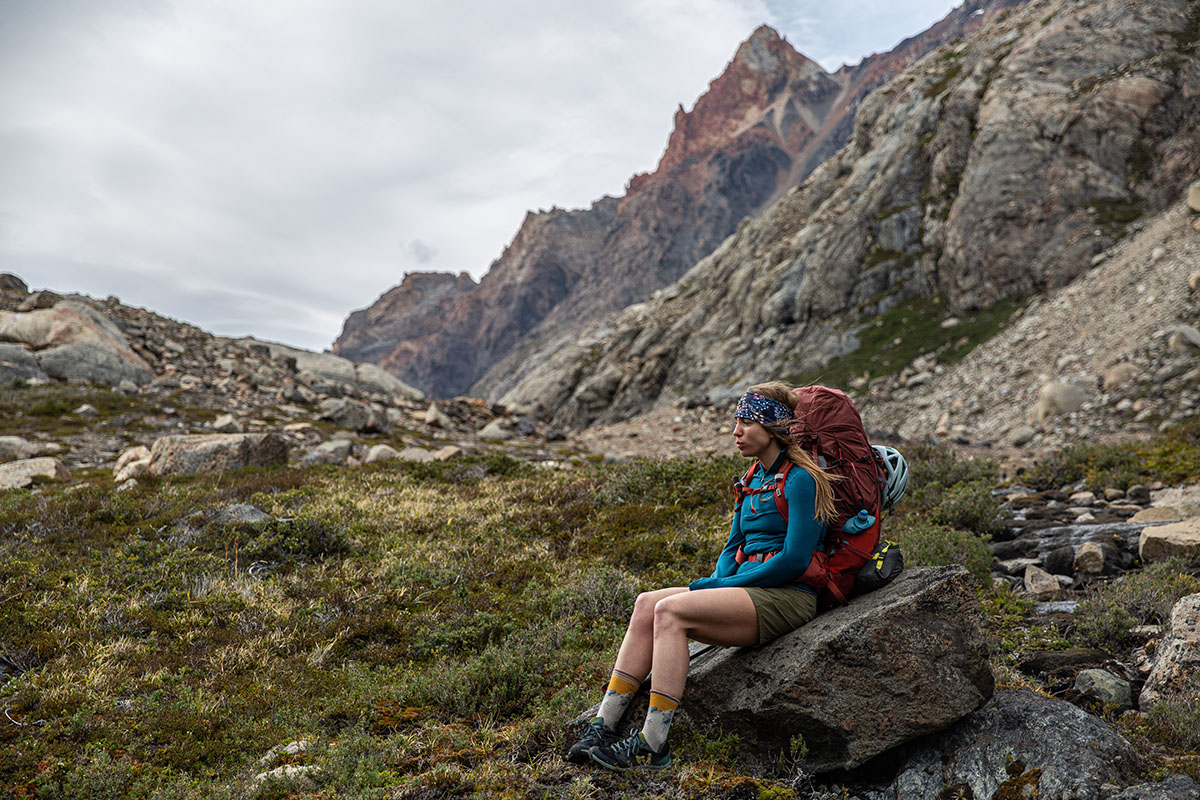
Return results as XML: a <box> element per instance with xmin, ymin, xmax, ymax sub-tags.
<box><xmin>744</xmin><ymin>586</ymin><xmax>818</xmax><ymax>645</ymax></box>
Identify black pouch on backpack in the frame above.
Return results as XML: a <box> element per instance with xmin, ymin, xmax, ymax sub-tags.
<box><xmin>853</xmin><ymin>539</ymin><xmax>903</xmax><ymax>595</ymax></box>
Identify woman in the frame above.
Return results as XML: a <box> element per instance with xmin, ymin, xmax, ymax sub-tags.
<box><xmin>569</xmin><ymin>381</ymin><xmax>836</xmax><ymax>771</ymax></box>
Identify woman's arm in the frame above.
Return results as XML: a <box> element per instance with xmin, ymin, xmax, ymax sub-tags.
<box><xmin>690</xmin><ymin>469</ymin><xmax>824</xmax><ymax>589</ymax></box>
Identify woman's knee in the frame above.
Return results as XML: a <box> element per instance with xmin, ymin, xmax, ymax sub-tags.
<box><xmin>652</xmin><ymin>595</ymin><xmax>688</xmax><ymax>634</ymax></box>
<box><xmin>631</xmin><ymin>591</ymin><xmax>660</xmax><ymax>625</ymax></box>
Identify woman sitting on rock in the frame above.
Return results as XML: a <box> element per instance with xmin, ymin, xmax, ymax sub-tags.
<box><xmin>570</xmin><ymin>381</ymin><xmax>836</xmax><ymax>771</ymax></box>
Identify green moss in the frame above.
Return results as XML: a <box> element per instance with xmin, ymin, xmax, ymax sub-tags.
<box><xmin>924</xmin><ymin>62</ymin><xmax>964</xmax><ymax>99</ymax></box>
<box><xmin>788</xmin><ymin>293</ymin><xmax>1023</xmax><ymax>392</ymax></box>
<box><xmin>1090</xmin><ymin>195</ymin><xmax>1145</xmax><ymax>237</ymax></box>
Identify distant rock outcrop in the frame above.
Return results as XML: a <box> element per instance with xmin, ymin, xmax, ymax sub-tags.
<box><xmin>499</xmin><ymin>0</ymin><xmax>1200</xmax><ymax>429</ymax></box>
<box><xmin>333</xmin><ymin>2</ymin><xmax>1025</xmax><ymax>398</ymax></box>
<box><xmin>0</xmin><ymin>301</ymin><xmax>153</xmax><ymax>387</ymax></box>
<box><xmin>682</xmin><ymin>566</ymin><xmax>993</xmax><ymax>773</ymax></box>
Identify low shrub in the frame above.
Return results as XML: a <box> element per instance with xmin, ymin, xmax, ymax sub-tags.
<box><xmin>1073</xmin><ymin>559</ymin><xmax>1200</xmax><ymax>650</ymax></box>
<box><xmin>1026</xmin><ymin>419</ymin><xmax>1200</xmax><ymax>491</ymax></box>
<box><xmin>887</xmin><ymin>518</ymin><xmax>994</xmax><ymax>584</ymax></box>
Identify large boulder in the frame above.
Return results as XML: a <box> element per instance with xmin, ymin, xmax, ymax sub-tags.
<box><xmin>0</xmin><ymin>457</ymin><xmax>69</xmax><ymax>489</ymax></box>
<box><xmin>147</xmin><ymin>433</ymin><xmax>290</xmax><ymax>477</ymax></box>
<box><xmin>354</xmin><ymin>363</ymin><xmax>424</xmax><ymax>402</ymax></box>
<box><xmin>0</xmin><ymin>301</ymin><xmax>153</xmax><ymax>386</ymax></box>
<box><xmin>1138</xmin><ymin>518</ymin><xmax>1200</xmax><ymax>562</ymax></box>
<box><xmin>1032</xmin><ymin>380</ymin><xmax>1087</xmax><ymax>424</ymax></box>
<box><xmin>682</xmin><ymin>566</ymin><xmax>993</xmax><ymax>773</ymax></box>
<box><xmin>1108</xmin><ymin>775</ymin><xmax>1200</xmax><ymax>800</ymax></box>
<box><xmin>0</xmin><ymin>343</ymin><xmax>49</xmax><ymax>382</ymax></box>
<box><xmin>0</xmin><ymin>436</ymin><xmax>39</xmax><ymax>461</ymax></box>
<box><xmin>318</xmin><ymin>397</ymin><xmax>387</xmax><ymax>433</ymax></box>
<box><xmin>892</xmin><ymin>689</ymin><xmax>1142</xmax><ymax>800</ymax></box>
<box><xmin>1139</xmin><ymin>593</ymin><xmax>1200</xmax><ymax>710</ymax></box>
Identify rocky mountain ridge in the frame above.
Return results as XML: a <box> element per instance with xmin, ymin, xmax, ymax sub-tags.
<box><xmin>497</xmin><ymin>0</ymin><xmax>1200</xmax><ymax>444</ymax></box>
<box><xmin>332</xmin><ymin>0</ymin><xmax>1027</xmax><ymax>399</ymax></box>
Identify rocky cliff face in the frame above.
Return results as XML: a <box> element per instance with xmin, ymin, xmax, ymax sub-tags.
<box><xmin>500</xmin><ymin>0</ymin><xmax>1200</xmax><ymax>430</ymax></box>
<box><xmin>333</xmin><ymin>2</ymin><xmax>1022</xmax><ymax>399</ymax></box>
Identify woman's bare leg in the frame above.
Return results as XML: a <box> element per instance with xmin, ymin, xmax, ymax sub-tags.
<box><xmin>649</xmin><ymin>587</ymin><xmax>758</xmax><ymax>699</ymax></box>
<box><xmin>611</xmin><ymin>586</ymin><xmax>690</xmax><ymax>680</ymax></box>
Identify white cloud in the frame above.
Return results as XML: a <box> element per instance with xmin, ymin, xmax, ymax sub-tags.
<box><xmin>0</xmin><ymin>0</ymin><xmax>962</xmax><ymax>352</ymax></box>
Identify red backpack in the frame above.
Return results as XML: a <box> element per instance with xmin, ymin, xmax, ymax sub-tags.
<box><xmin>732</xmin><ymin>386</ymin><xmax>886</xmax><ymax>607</ymax></box>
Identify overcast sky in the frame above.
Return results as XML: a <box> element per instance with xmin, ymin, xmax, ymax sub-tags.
<box><xmin>0</xmin><ymin>0</ymin><xmax>960</xmax><ymax>352</ymax></box>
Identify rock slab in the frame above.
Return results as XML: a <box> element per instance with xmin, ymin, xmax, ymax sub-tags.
<box><xmin>1139</xmin><ymin>593</ymin><xmax>1200</xmax><ymax>709</ymax></box>
<box><xmin>683</xmin><ymin>566</ymin><xmax>993</xmax><ymax>773</ymax></box>
<box><xmin>1139</xmin><ymin>518</ymin><xmax>1200</xmax><ymax>562</ymax></box>
<box><xmin>892</xmin><ymin>689</ymin><xmax>1142</xmax><ymax>800</ymax></box>
<box><xmin>147</xmin><ymin>433</ymin><xmax>290</xmax><ymax>477</ymax></box>
<box><xmin>0</xmin><ymin>457</ymin><xmax>69</xmax><ymax>489</ymax></box>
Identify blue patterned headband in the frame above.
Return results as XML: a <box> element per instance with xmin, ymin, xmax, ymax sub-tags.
<box><xmin>735</xmin><ymin>391</ymin><xmax>793</xmax><ymax>427</ymax></box>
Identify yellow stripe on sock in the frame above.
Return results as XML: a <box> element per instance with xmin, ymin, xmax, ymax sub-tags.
<box><xmin>606</xmin><ymin>670</ymin><xmax>640</xmax><ymax>696</ymax></box>
<box><xmin>648</xmin><ymin>690</ymin><xmax>680</xmax><ymax>714</ymax></box>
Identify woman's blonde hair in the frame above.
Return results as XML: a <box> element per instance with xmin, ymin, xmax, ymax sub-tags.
<box><xmin>745</xmin><ymin>381</ymin><xmax>837</xmax><ymax>523</ymax></box>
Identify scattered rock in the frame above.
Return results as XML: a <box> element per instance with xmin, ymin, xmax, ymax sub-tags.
<box><xmin>114</xmin><ymin>445</ymin><xmax>151</xmax><ymax>473</ymax></box>
<box><xmin>1130</xmin><ymin>506</ymin><xmax>1183</xmax><ymax>523</ymax></box>
<box><xmin>1167</xmin><ymin>325</ymin><xmax>1200</xmax><ymax>355</ymax></box>
<box><xmin>1127</xmin><ymin>485</ymin><xmax>1152</xmax><ymax>504</ymax></box>
<box><xmin>212</xmin><ymin>413</ymin><xmax>243</xmax><ymax>433</ymax></box>
<box><xmin>1043</xmin><ymin>545</ymin><xmax>1075</xmax><ymax>576</ymax></box>
<box><xmin>1102</xmin><ymin>363</ymin><xmax>1140</xmax><ymax>391</ymax></box>
<box><xmin>1188</xmin><ymin>180</ymin><xmax>1200</xmax><ymax>213</ymax></box>
<box><xmin>114</xmin><ymin>458</ymin><xmax>150</xmax><ymax>483</ymax></box>
<box><xmin>682</xmin><ymin>566</ymin><xmax>993</xmax><ymax>773</ymax></box>
<box><xmin>1074</xmin><ymin>668</ymin><xmax>1132</xmax><ymax>711</ymax></box>
<box><xmin>478</xmin><ymin>419</ymin><xmax>515</xmax><ymax>441</ymax></box>
<box><xmin>0</xmin><ymin>436</ymin><xmax>39</xmax><ymax>461</ymax></box>
<box><xmin>424</xmin><ymin>403</ymin><xmax>451</xmax><ymax>428</ymax></box>
<box><xmin>1139</xmin><ymin>593</ymin><xmax>1200</xmax><ymax>709</ymax></box>
<box><xmin>0</xmin><ymin>457</ymin><xmax>70</xmax><ymax>489</ymax></box>
<box><xmin>115</xmin><ymin>477</ymin><xmax>138</xmax><ymax>493</ymax></box>
<box><xmin>433</xmin><ymin>445</ymin><xmax>462</xmax><ymax>461</ymax></box>
<box><xmin>364</xmin><ymin>444</ymin><xmax>400</xmax><ymax>463</ymax></box>
<box><xmin>1032</xmin><ymin>380</ymin><xmax>1086</xmax><ymax>423</ymax></box>
<box><xmin>1189</xmin><ymin>270</ymin><xmax>1200</xmax><ymax>293</ymax></box>
<box><xmin>1138</xmin><ymin>518</ymin><xmax>1200</xmax><ymax>562</ymax></box>
<box><xmin>308</xmin><ymin>439</ymin><xmax>354</xmax><ymax>464</ymax></box>
<box><xmin>318</xmin><ymin>397</ymin><xmax>385</xmax><ymax>433</ymax></box>
<box><xmin>396</xmin><ymin>446</ymin><xmax>436</xmax><ymax>462</ymax></box>
<box><xmin>1068</xmin><ymin>490</ymin><xmax>1096</xmax><ymax>506</ymax></box>
<box><xmin>1024</xmin><ymin>564</ymin><xmax>1060</xmax><ymax>599</ymax></box>
<box><xmin>212</xmin><ymin>503</ymin><xmax>270</xmax><ymax>526</ymax></box>
<box><xmin>1073</xmin><ymin>542</ymin><xmax>1107</xmax><ymax>575</ymax></box>
<box><xmin>891</xmin><ymin>689</ymin><xmax>1141</xmax><ymax>800</ymax></box>
<box><xmin>1009</xmin><ymin>424</ymin><xmax>1037</xmax><ymax>447</ymax></box>
<box><xmin>147</xmin><ymin>433</ymin><xmax>290</xmax><ymax>477</ymax></box>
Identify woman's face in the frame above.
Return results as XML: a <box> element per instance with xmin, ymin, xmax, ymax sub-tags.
<box><xmin>733</xmin><ymin>418</ymin><xmax>774</xmax><ymax>461</ymax></box>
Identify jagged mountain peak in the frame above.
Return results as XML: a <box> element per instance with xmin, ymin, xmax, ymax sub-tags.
<box><xmin>333</xmin><ymin>0</ymin><xmax>1030</xmax><ymax>399</ymax></box>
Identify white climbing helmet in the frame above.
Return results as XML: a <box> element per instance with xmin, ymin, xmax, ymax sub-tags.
<box><xmin>873</xmin><ymin>445</ymin><xmax>910</xmax><ymax>511</ymax></box>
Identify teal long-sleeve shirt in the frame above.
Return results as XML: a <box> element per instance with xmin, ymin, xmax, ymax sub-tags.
<box><xmin>688</xmin><ymin>461</ymin><xmax>826</xmax><ymax>592</ymax></box>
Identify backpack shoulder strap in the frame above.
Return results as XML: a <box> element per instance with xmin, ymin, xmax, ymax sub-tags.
<box><xmin>773</xmin><ymin>460</ymin><xmax>793</xmax><ymax>523</ymax></box>
<box><xmin>733</xmin><ymin>462</ymin><xmax>759</xmax><ymax>511</ymax></box>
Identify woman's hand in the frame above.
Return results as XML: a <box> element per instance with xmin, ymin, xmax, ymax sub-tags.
<box><xmin>689</xmin><ymin>576</ymin><xmax>719</xmax><ymax>591</ymax></box>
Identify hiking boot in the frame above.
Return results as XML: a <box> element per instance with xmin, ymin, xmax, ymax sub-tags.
<box><xmin>567</xmin><ymin>718</ymin><xmax>617</xmax><ymax>764</ymax></box>
<box><xmin>588</xmin><ymin>730</ymin><xmax>671</xmax><ymax>772</ymax></box>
